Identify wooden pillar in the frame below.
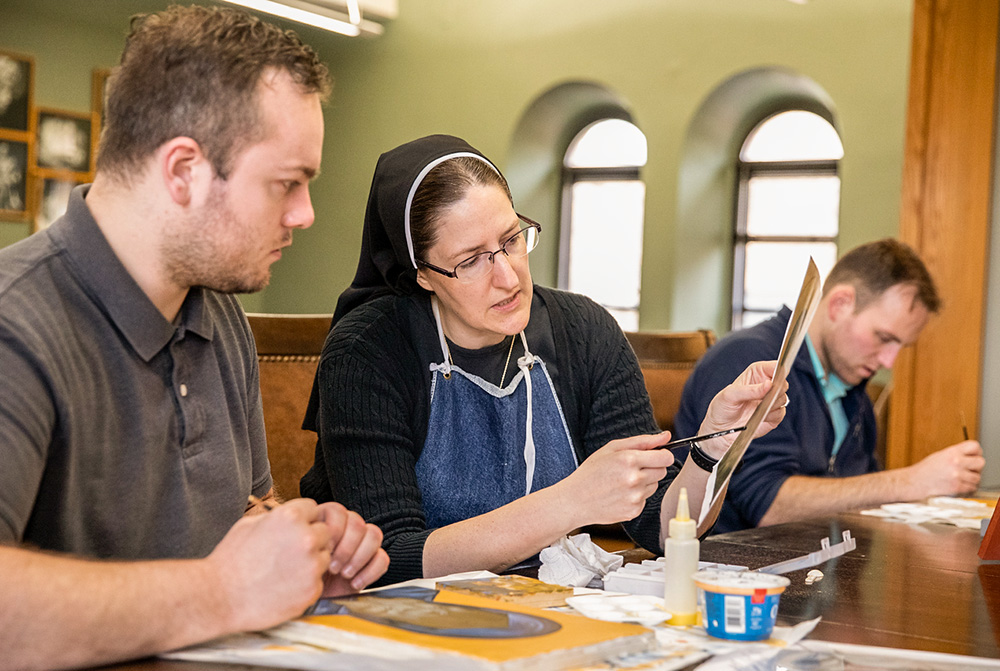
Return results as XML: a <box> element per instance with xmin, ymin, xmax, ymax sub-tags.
<box><xmin>889</xmin><ymin>0</ymin><xmax>999</xmax><ymax>468</ymax></box>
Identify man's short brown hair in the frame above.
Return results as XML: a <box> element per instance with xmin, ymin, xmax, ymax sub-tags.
<box><xmin>96</xmin><ymin>4</ymin><xmax>331</xmax><ymax>182</ymax></box>
<box><xmin>823</xmin><ymin>238</ymin><xmax>941</xmax><ymax>313</ymax></box>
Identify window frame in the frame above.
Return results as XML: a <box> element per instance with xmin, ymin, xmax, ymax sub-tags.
<box><xmin>558</xmin><ymin>163</ymin><xmax>642</xmax><ymax>293</ymax></box>
<box><xmin>732</xmin><ymin>132</ymin><xmax>841</xmax><ymax>329</ymax></box>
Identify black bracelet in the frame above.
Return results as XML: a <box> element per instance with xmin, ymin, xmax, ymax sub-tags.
<box><xmin>688</xmin><ymin>441</ymin><xmax>719</xmax><ymax>472</ymax></box>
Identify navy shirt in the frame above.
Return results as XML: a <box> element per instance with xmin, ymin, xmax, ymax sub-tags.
<box><xmin>675</xmin><ymin>307</ymin><xmax>878</xmax><ymax>534</ymax></box>
<box><xmin>0</xmin><ymin>186</ymin><xmax>271</xmax><ymax>559</ymax></box>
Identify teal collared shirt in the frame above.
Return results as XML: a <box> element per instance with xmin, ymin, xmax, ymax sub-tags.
<box><xmin>805</xmin><ymin>335</ymin><xmax>850</xmax><ymax>459</ymax></box>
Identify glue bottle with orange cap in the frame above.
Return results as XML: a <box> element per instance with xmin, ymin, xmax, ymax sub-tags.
<box><xmin>663</xmin><ymin>486</ymin><xmax>699</xmax><ymax>625</ymax></box>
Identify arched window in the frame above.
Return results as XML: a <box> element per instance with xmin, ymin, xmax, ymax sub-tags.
<box><xmin>733</xmin><ymin>110</ymin><xmax>843</xmax><ymax>328</ymax></box>
<box><xmin>561</xmin><ymin>118</ymin><xmax>647</xmax><ymax>330</ymax></box>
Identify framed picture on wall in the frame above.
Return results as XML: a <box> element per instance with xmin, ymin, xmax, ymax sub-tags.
<box><xmin>33</xmin><ymin>176</ymin><xmax>79</xmax><ymax>233</ymax></box>
<box><xmin>91</xmin><ymin>68</ymin><xmax>112</xmax><ymax>169</ymax></box>
<box><xmin>0</xmin><ymin>50</ymin><xmax>33</xmax><ymax>134</ymax></box>
<box><xmin>36</xmin><ymin>108</ymin><xmax>93</xmax><ymax>174</ymax></box>
<box><xmin>0</xmin><ymin>138</ymin><xmax>30</xmax><ymax>219</ymax></box>
<box><xmin>91</xmin><ymin>68</ymin><xmax>112</xmax><ymax>128</ymax></box>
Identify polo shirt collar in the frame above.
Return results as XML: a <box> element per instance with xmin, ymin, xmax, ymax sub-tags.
<box><xmin>49</xmin><ymin>185</ymin><xmax>215</xmax><ymax>362</ymax></box>
<box><xmin>179</xmin><ymin>285</ymin><xmax>214</xmax><ymax>341</ymax></box>
<box><xmin>805</xmin><ymin>334</ymin><xmax>849</xmax><ymax>404</ymax></box>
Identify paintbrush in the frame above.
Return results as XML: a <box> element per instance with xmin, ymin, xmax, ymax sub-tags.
<box><xmin>658</xmin><ymin>425</ymin><xmax>748</xmax><ymax>450</ymax></box>
<box><xmin>247</xmin><ymin>494</ymin><xmax>279</xmax><ymax>511</ymax></box>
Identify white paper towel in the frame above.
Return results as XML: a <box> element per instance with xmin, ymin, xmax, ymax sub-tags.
<box><xmin>538</xmin><ymin>533</ymin><xmax>624</xmax><ymax>587</ymax></box>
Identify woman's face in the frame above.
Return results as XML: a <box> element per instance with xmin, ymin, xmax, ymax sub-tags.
<box><xmin>415</xmin><ymin>184</ymin><xmax>533</xmax><ymax>349</ymax></box>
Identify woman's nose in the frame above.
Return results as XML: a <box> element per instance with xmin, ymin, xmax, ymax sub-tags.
<box><xmin>490</xmin><ymin>251</ymin><xmax>518</xmax><ymax>285</ymax></box>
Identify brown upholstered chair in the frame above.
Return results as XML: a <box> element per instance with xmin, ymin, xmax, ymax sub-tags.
<box><xmin>624</xmin><ymin>329</ymin><xmax>717</xmax><ymax>433</ymax></box>
<box><xmin>247</xmin><ymin>313</ymin><xmax>332</xmax><ymax>501</ymax></box>
<box><xmin>867</xmin><ymin>379</ymin><xmax>892</xmax><ymax>468</ymax></box>
<box><xmin>585</xmin><ymin>329</ymin><xmax>717</xmax><ymax>552</ymax></box>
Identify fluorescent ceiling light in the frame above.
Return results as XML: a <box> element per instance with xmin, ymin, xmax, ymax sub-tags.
<box><xmin>346</xmin><ymin>0</ymin><xmax>361</xmax><ymax>25</ymax></box>
<box><xmin>219</xmin><ymin>0</ymin><xmax>388</xmax><ymax>36</ymax></box>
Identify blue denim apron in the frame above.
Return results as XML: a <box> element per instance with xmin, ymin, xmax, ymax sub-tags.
<box><xmin>415</xmin><ymin>297</ymin><xmax>578</xmax><ymax>529</ymax></box>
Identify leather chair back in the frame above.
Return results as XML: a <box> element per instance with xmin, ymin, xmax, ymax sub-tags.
<box><xmin>624</xmin><ymin>329</ymin><xmax>717</xmax><ymax>433</ymax></box>
<box><xmin>247</xmin><ymin>313</ymin><xmax>331</xmax><ymax>500</ymax></box>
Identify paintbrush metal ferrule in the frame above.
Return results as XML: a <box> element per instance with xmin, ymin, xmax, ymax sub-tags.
<box><xmin>660</xmin><ymin>425</ymin><xmax>748</xmax><ymax>450</ymax></box>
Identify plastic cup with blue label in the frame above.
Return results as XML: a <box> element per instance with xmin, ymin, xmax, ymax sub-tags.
<box><xmin>693</xmin><ymin>569</ymin><xmax>790</xmax><ymax>641</ymax></box>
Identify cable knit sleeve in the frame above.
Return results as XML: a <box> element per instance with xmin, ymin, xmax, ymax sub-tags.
<box><xmin>300</xmin><ymin>299</ymin><xmax>432</xmax><ymax>585</ymax></box>
<box><xmin>540</xmin><ymin>288</ymin><xmax>679</xmax><ymax>554</ymax></box>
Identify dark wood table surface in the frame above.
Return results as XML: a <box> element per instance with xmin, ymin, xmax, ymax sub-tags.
<box><xmin>92</xmin><ymin>511</ymin><xmax>1000</xmax><ymax>669</ymax></box>
<box><xmin>697</xmin><ymin>512</ymin><xmax>1000</xmax><ymax>660</ymax></box>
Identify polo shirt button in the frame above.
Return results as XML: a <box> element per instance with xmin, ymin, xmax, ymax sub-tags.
<box><xmin>180</xmin><ymin>383</ymin><xmax>188</xmax><ymax>397</ymax></box>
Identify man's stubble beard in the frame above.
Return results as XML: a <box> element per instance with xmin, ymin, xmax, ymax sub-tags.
<box><xmin>160</xmin><ymin>184</ymin><xmax>272</xmax><ymax>295</ymax></box>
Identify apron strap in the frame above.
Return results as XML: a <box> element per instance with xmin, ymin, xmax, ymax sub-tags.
<box><xmin>518</xmin><ymin>330</ymin><xmax>536</xmax><ymax>495</ymax></box>
<box><xmin>430</xmin><ymin>296</ymin><xmax>452</xmax><ymax>378</ymax></box>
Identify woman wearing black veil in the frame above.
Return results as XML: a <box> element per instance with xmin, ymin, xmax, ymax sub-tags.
<box><xmin>302</xmin><ymin>135</ymin><xmax>785</xmax><ymax>585</ymax></box>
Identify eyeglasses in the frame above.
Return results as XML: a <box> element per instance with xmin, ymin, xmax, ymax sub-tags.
<box><xmin>417</xmin><ymin>214</ymin><xmax>542</xmax><ymax>284</ymax></box>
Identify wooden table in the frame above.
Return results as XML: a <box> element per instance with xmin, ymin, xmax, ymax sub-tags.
<box><xmin>697</xmin><ymin>512</ymin><xmax>1000</xmax><ymax>659</ymax></box>
<box><xmin>92</xmin><ymin>511</ymin><xmax>1000</xmax><ymax>669</ymax></box>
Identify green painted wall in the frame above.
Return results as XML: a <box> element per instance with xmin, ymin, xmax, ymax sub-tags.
<box><xmin>0</xmin><ymin>0</ymin><xmax>913</xmax><ymax>330</ymax></box>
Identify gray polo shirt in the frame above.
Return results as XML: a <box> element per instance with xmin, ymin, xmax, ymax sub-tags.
<box><xmin>0</xmin><ymin>186</ymin><xmax>272</xmax><ymax>559</ymax></box>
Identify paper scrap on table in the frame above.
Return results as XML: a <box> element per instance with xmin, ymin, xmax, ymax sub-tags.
<box><xmin>800</xmin><ymin>639</ymin><xmax>1000</xmax><ymax>670</ymax></box>
<box><xmin>860</xmin><ymin>497</ymin><xmax>994</xmax><ymax>528</ymax></box>
<box><xmin>566</xmin><ymin>592</ymin><xmax>672</xmax><ymax>627</ymax></box>
<box><xmin>683</xmin><ymin>618</ymin><xmax>822</xmax><ymax>671</ymax></box>
<box><xmin>573</xmin><ymin>647</ymin><xmax>710</xmax><ymax>671</ymax></box>
<box><xmin>699</xmin><ymin>259</ymin><xmax>822</xmax><ymax>524</ymax></box>
<box><xmin>571</xmin><ymin>618</ymin><xmax>820</xmax><ymax>671</ymax></box>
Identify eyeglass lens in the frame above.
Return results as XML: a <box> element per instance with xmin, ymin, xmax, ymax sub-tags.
<box><xmin>455</xmin><ymin>226</ymin><xmax>539</xmax><ymax>281</ymax></box>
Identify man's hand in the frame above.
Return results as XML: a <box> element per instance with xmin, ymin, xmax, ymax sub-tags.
<box><xmin>315</xmin><ymin>502</ymin><xmax>389</xmax><ymax>597</ymax></box>
<box><xmin>208</xmin><ymin>498</ymin><xmax>336</xmax><ymax>632</ymax></box>
<box><xmin>906</xmin><ymin>440</ymin><xmax>984</xmax><ymax>498</ymax></box>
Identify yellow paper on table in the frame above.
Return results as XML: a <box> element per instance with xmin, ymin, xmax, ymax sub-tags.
<box><xmin>267</xmin><ymin>584</ymin><xmax>655</xmax><ymax>671</ymax></box>
<box><xmin>698</xmin><ymin>258</ymin><xmax>822</xmax><ymax>524</ymax></box>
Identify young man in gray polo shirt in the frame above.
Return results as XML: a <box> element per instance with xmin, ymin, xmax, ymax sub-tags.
<box><xmin>0</xmin><ymin>7</ymin><xmax>388</xmax><ymax>670</ymax></box>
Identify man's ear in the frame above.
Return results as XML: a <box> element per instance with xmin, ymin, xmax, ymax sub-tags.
<box><xmin>826</xmin><ymin>284</ymin><xmax>856</xmax><ymax>321</ymax></box>
<box><xmin>159</xmin><ymin>137</ymin><xmax>214</xmax><ymax>206</ymax></box>
<box><xmin>415</xmin><ymin>267</ymin><xmax>434</xmax><ymax>293</ymax></box>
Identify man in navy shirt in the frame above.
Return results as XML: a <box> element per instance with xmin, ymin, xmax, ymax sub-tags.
<box><xmin>676</xmin><ymin>239</ymin><xmax>984</xmax><ymax>534</ymax></box>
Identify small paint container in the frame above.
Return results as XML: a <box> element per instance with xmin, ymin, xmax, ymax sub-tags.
<box><xmin>693</xmin><ymin>569</ymin><xmax>790</xmax><ymax>641</ymax></box>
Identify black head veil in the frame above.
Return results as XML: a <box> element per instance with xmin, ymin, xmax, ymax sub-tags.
<box><xmin>303</xmin><ymin>134</ymin><xmax>500</xmax><ymax>431</ymax></box>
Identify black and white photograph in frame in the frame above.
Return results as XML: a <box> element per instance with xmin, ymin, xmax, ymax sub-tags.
<box><xmin>34</xmin><ymin>177</ymin><xmax>78</xmax><ymax>233</ymax></box>
<box><xmin>36</xmin><ymin>109</ymin><xmax>92</xmax><ymax>173</ymax></box>
<box><xmin>0</xmin><ymin>138</ymin><xmax>29</xmax><ymax>217</ymax></box>
<box><xmin>92</xmin><ymin>68</ymin><xmax>112</xmax><ymax>131</ymax></box>
<box><xmin>0</xmin><ymin>50</ymin><xmax>32</xmax><ymax>133</ymax></box>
